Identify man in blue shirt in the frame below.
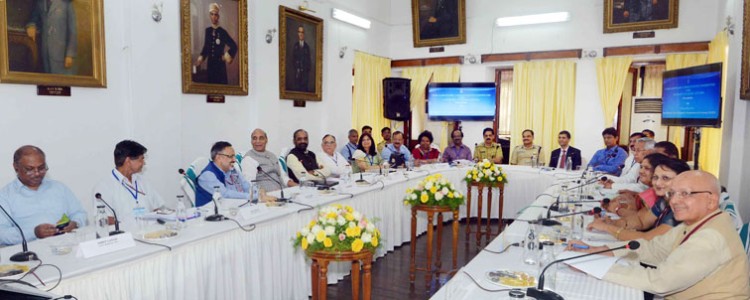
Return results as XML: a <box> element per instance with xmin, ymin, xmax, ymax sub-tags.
<box><xmin>195</xmin><ymin>141</ymin><xmax>250</xmax><ymax>207</ymax></box>
<box><xmin>0</xmin><ymin>146</ymin><xmax>87</xmax><ymax>246</ymax></box>
<box><xmin>381</xmin><ymin>131</ymin><xmax>413</xmax><ymax>168</ymax></box>
<box><xmin>340</xmin><ymin>129</ymin><xmax>359</xmax><ymax>161</ymax></box>
<box><xmin>588</xmin><ymin>127</ymin><xmax>628</xmax><ymax>176</ymax></box>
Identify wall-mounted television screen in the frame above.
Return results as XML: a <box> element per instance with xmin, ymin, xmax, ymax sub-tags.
<box><xmin>661</xmin><ymin>63</ymin><xmax>722</xmax><ymax>127</ymax></box>
<box><xmin>427</xmin><ymin>82</ymin><xmax>496</xmax><ymax>121</ymax></box>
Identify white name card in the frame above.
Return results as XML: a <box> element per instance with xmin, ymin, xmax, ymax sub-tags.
<box><xmin>76</xmin><ymin>232</ymin><xmax>136</xmax><ymax>258</ymax></box>
<box><xmin>239</xmin><ymin>203</ymin><xmax>268</xmax><ymax>220</ymax></box>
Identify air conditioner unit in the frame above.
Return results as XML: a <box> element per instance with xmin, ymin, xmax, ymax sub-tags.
<box><xmin>631</xmin><ymin>97</ymin><xmax>667</xmax><ymax>139</ymax></box>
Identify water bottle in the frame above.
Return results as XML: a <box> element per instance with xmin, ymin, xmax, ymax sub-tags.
<box><xmin>531</xmin><ymin>154</ymin><xmax>538</xmax><ymax>168</ymax></box>
<box><xmin>176</xmin><ymin>195</ymin><xmax>188</xmax><ymax>230</ymax></box>
<box><xmin>133</xmin><ymin>202</ymin><xmax>147</xmax><ymax>234</ymax></box>
<box><xmin>95</xmin><ymin>203</ymin><xmax>109</xmax><ymax>239</ymax></box>
<box><xmin>571</xmin><ymin>204</ymin><xmax>584</xmax><ymax>240</ymax></box>
<box><xmin>299</xmin><ymin>171</ymin><xmax>310</xmax><ymax>198</ymax></box>
<box><xmin>522</xmin><ymin>222</ymin><xmax>539</xmax><ymax>265</ymax></box>
<box><xmin>538</xmin><ymin>241</ymin><xmax>557</xmax><ymax>291</ymax></box>
<box><xmin>212</xmin><ymin>186</ymin><xmax>222</xmax><ymax>210</ymax></box>
<box><xmin>565</xmin><ymin>157</ymin><xmax>573</xmax><ymax>171</ymax></box>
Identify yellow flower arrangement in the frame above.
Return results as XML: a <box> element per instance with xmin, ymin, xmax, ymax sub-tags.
<box><xmin>465</xmin><ymin>159</ymin><xmax>508</xmax><ymax>185</ymax></box>
<box><xmin>293</xmin><ymin>204</ymin><xmax>381</xmax><ymax>254</ymax></box>
<box><xmin>403</xmin><ymin>173</ymin><xmax>465</xmax><ymax>210</ymax></box>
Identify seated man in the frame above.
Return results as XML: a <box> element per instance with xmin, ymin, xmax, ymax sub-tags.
<box><xmin>549</xmin><ymin>130</ymin><xmax>581</xmax><ymax>169</ymax></box>
<box><xmin>442</xmin><ymin>129</ymin><xmax>472</xmax><ymax>163</ymax></box>
<box><xmin>92</xmin><ymin>140</ymin><xmax>164</xmax><ymax>228</ymax></box>
<box><xmin>287</xmin><ymin>129</ymin><xmax>330</xmax><ymax>183</ymax></box>
<box><xmin>620</xmin><ymin>132</ymin><xmax>646</xmax><ymax>178</ymax></box>
<box><xmin>241</xmin><ymin>128</ymin><xmax>296</xmax><ymax>192</ymax></box>
<box><xmin>642</xmin><ymin>129</ymin><xmax>655</xmax><ymax>139</ymax></box>
<box><xmin>510</xmin><ymin>129</ymin><xmax>543</xmax><ymax>166</ymax></box>
<box><xmin>412</xmin><ymin>130</ymin><xmax>440</xmax><ymax>166</ymax></box>
<box><xmin>196</xmin><ymin>141</ymin><xmax>250</xmax><ymax>207</ymax></box>
<box><xmin>361</xmin><ymin>125</ymin><xmax>373</xmax><ymax>137</ymax></box>
<box><xmin>475</xmin><ymin>127</ymin><xmax>503</xmax><ymax>164</ymax></box>
<box><xmin>339</xmin><ymin>129</ymin><xmax>359</xmax><ymax>161</ymax></box>
<box><xmin>603</xmin><ymin>137</ymin><xmax>655</xmax><ymax>192</ymax></box>
<box><xmin>0</xmin><ymin>146</ymin><xmax>87</xmax><ymax>246</ymax></box>
<box><xmin>569</xmin><ymin>171</ymin><xmax>750</xmax><ymax>299</ymax></box>
<box><xmin>588</xmin><ymin>127</ymin><xmax>628</xmax><ymax>176</ymax></box>
<box><xmin>319</xmin><ymin>134</ymin><xmax>350</xmax><ymax>177</ymax></box>
<box><xmin>376</xmin><ymin>127</ymin><xmax>391</xmax><ymax>154</ymax></box>
<box><xmin>381</xmin><ymin>131</ymin><xmax>413</xmax><ymax>168</ymax></box>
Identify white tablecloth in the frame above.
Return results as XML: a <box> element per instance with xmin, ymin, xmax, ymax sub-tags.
<box><xmin>431</xmin><ymin>184</ymin><xmax>644</xmax><ymax>300</ymax></box>
<box><xmin>0</xmin><ymin>165</ymin><xmax>556</xmax><ymax>299</ymax></box>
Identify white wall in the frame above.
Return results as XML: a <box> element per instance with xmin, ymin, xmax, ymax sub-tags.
<box><xmin>0</xmin><ymin>0</ymin><xmax>391</xmax><ymax>207</ymax></box>
<box><xmin>388</xmin><ymin>0</ymin><xmax>720</xmax><ymax>160</ymax></box>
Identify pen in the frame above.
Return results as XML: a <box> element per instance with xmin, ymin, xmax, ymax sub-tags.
<box><xmin>572</xmin><ymin>244</ymin><xmax>590</xmax><ymax>250</ymax></box>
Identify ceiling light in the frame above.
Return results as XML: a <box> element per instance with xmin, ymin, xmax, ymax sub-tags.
<box><xmin>332</xmin><ymin>8</ymin><xmax>371</xmax><ymax>29</ymax></box>
<box><xmin>495</xmin><ymin>12</ymin><xmax>570</xmax><ymax>27</ymax></box>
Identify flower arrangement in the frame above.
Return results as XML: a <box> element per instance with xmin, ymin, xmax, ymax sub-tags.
<box><xmin>293</xmin><ymin>204</ymin><xmax>381</xmax><ymax>253</ymax></box>
<box><xmin>403</xmin><ymin>173</ymin><xmax>465</xmax><ymax>210</ymax></box>
<box><xmin>465</xmin><ymin>159</ymin><xmax>508</xmax><ymax>185</ymax></box>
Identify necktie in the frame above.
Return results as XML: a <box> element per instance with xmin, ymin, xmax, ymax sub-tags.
<box><xmin>560</xmin><ymin>149</ymin><xmax>567</xmax><ymax>169</ymax></box>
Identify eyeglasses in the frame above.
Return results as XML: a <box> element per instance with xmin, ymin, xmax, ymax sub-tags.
<box><xmin>20</xmin><ymin>165</ymin><xmax>48</xmax><ymax>175</ymax></box>
<box><xmin>217</xmin><ymin>153</ymin><xmax>235</xmax><ymax>160</ymax></box>
<box><xmin>665</xmin><ymin>190</ymin><xmax>712</xmax><ymax>200</ymax></box>
<box><xmin>651</xmin><ymin>175</ymin><xmax>674</xmax><ymax>182</ymax></box>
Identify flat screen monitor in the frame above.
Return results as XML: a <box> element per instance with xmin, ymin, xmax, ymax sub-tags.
<box><xmin>427</xmin><ymin>82</ymin><xmax>496</xmax><ymax>121</ymax></box>
<box><xmin>661</xmin><ymin>63</ymin><xmax>722</xmax><ymax>127</ymax></box>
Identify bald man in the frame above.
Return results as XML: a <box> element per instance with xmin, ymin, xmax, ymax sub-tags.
<box><xmin>0</xmin><ymin>146</ymin><xmax>87</xmax><ymax>246</ymax></box>
<box><xmin>241</xmin><ymin>128</ymin><xmax>296</xmax><ymax>193</ymax></box>
<box><xmin>569</xmin><ymin>171</ymin><xmax>750</xmax><ymax>299</ymax></box>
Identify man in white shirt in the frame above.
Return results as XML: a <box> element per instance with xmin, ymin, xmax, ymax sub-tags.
<box><xmin>602</xmin><ymin>137</ymin><xmax>654</xmax><ymax>192</ymax></box>
<box><xmin>620</xmin><ymin>132</ymin><xmax>645</xmax><ymax>180</ymax></box>
<box><xmin>319</xmin><ymin>134</ymin><xmax>350</xmax><ymax>178</ymax></box>
<box><xmin>92</xmin><ymin>140</ymin><xmax>164</xmax><ymax>229</ymax></box>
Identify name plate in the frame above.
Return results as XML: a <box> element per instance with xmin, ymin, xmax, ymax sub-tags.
<box><xmin>239</xmin><ymin>203</ymin><xmax>268</xmax><ymax>220</ymax></box>
<box><xmin>76</xmin><ymin>232</ymin><xmax>136</xmax><ymax>258</ymax></box>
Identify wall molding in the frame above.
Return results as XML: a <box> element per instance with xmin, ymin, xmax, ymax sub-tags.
<box><xmin>391</xmin><ymin>56</ymin><xmax>464</xmax><ymax>68</ymax></box>
<box><xmin>603</xmin><ymin>41</ymin><xmax>709</xmax><ymax>57</ymax></box>
<box><xmin>481</xmin><ymin>49</ymin><xmax>582</xmax><ymax>63</ymax></box>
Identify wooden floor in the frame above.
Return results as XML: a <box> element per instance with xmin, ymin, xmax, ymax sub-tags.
<box><xmin>324</xmin><ymin>219</ymin><xmax>509</xmax><ymax>300</ymax></box>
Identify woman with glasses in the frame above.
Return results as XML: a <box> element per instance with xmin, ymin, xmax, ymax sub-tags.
<box><xmin>604</xmin><ymin>153</ymin><xmax>670</xmax><ymax>218</ymax></box>
<box><xmin>352</xmin><ymin>133</ymin><xmax>382</xmax><ymax>173</ymax></box>
<box><xmin>589</xmin><ymin>156</ymin><xmax>690</xmax><ymax>241</ymax></box>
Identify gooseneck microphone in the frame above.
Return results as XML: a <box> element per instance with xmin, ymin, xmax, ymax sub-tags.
<box><xmin>527</xmin><ymin>241</ymin><xmax>641</xmax><ymax>300</ymax></box>
<box><xmin>538</xmin><ymin>207</ymin><xmax>602</xmax><ymax>226</ymax></box>
<box><xmin>0</xmin><ymin>203</ymin><xmax>38</xmax><ymax>262</ymax></box>
<box><xmin>549</xmin><ymin>198</ymin><xmax>610</xmax><ymax>213</ymax></box>
<box><xmin>95</xmin><ymin>193</ymin><xmax>125</xmax><ymax>235</ymax></box>
<box><xmin>256</xmin><ymin>166</ymin><xmax>290</xmax><ymax>202</ymax></box>
<box><xmin>204</xmin><ymin>186</ymin><xmax>226</xmax><ymax>222</ymax></box>
<box><xmin>565</xmin><ymin>176</ymin><xmax>607</xmax><ymax>192</ymax></box>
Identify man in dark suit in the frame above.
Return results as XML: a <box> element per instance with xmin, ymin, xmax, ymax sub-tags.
<box><xmin>292</xmin><ymin>25</ymin><xmax>312</xmax><ymax>92</ymax></box>
<box><xmin>549</xmin><ymin>130</ymin><xmax>581</xmax><ymax>170</ymax></box>
<box><xmin>194</xmin><ymin>3</ymin><xmax>238</xmax><ymax>84</ymax></box>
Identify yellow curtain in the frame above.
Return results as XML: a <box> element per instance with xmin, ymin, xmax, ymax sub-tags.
<box><xmin>352</xmin><ymin>52</ymin><xmax>392</xmax><ymax>144</ymax></box>
<box><xmin>402</xmin><ymin>65</ymin><xmax>460</xmax><ymax>151</ymax></box>
<box><xmin>595</xmin><ymin>56</ymin><xmax>633</xmax><ymax>125</ymax></box>
<box><xmin>498</xmin><ymin>70</ymin><xmax>513</xmax><ymax>135</ymax></box>
<box><xmin>642</xmin><ymin>65</ymin><xmax>665</xmax><ymax>97</ymax></box>
<box><xmin>511</xmin><ymin>60</ymin><xmax>576</xmax><ymax>161</ymax></box>
<box><xmin>701</xmin><ymin>31</ymin><xmax>728</xmax><ymax>176</ymax></box>
<box><xmin>665</xmin><ymin>53</ymin><xmax>708</xmax><ymax>158</ymax></box>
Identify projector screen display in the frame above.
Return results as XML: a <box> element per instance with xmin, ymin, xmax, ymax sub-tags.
<box><xmin>661</xmin><ymin>63</ymin><xmax>722</xmax><ymax>127</ymax></box>
<box><xmin>427</xmin><ymin>82</ymin><xmax>496</xmax><ymax>121</ymax></box>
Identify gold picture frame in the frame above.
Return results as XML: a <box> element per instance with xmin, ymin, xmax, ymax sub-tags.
<box><xmin>0</xmin><ymin>0</ymin><xmax>107</xmax><ymax>87</ymax></box>
<box><xmin>604</xmin><ymin>0</ymin><xmax>679</xmax><ymax>33</ymax></box>
<box><xmin>278</xmin><ymin>6</ymin><xmax>323</xmax><ymax>101</ymax></box>
<box><xmin>741</xmin><ymin>0</ymin><xmax>750</xmax><ymax>100</ymax></box>
<box><xmin>181</xmin><ymin>0</ymin><xmax>248</xmax><ymax>95</ymax></box>
<box><xmin>411</xmin><ymin>0</ymin><xmax>466</xmax><ymax>48</ymax></box>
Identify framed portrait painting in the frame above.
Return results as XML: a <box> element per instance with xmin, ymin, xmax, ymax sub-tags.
<box><xmin>411</xmin><ymin>0</ymin><xmax>466</xmax><ymax>48</ymax></box>
<box><xmin>741</xmin><ymin>0</ymin><xmax>750</xmax><ymax>100</ymax></box>
<box><xmin>0</xmin><ymin>0</ymin><xmax>107</xmax><ymax>87</ymax></box>
<box><xmin>278</xmin><ymin>6</ymin><xmax>323</xmax><ymax>101</ymax></box>
<box><xmin>604</xmin><ymin>0</ymin><xmax>679</xmax><ymax>33</ymax></box>
<box><xmin>181</xmin><ymin>0</ymin><xmax>248</xmax><ymax>95</ymax></box>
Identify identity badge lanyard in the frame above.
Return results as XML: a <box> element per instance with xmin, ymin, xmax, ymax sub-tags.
<box><xmin>112</xmin><ymin>169</ymin><xmax>140</xmax><ymax>206</ymax></box>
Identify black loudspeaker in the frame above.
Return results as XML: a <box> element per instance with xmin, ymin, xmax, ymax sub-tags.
<box><xmin>383</xmin><ymin>77</ymin><xmax>411</xmax><ymax>121</ymax></box>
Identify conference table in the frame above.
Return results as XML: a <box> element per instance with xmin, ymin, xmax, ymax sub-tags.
<box><xmin>0</xmin><ymin>164</ymin><xmax>636</xmax><ymax>299</ymax></box>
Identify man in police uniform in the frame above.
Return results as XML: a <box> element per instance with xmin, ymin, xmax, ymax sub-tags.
<box><xmin>194</xmin><ymin>3</ymin><xmax>238</xmax><ymax>84</ymax></box>
<box><xmin>510</xmin><ymin>129</ymin><xmax>544</xmax><ymax>166</ymax></box>
<box><xmin>473</xmin><ymin>127</ymin><xmax>502</xmax><ymax>164</ymax></box>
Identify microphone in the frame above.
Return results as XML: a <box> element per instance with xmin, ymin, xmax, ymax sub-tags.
<box><xmin>528</xmin><ymin>241</ymin><xmax>640</xmax><ymax>300</ymax></box>
<box><xmin>564</xmin><ymin>176</ymin><xmax>607</xmax><ymax>192</ymax></box>
<box><xmin>538</xmin><ymin>207</ymin><xmax>602</xmax><ymax>226</ymax></box>
<box><xmin>256</xmin><ymin>166</ymin><xmax>290</xmax><ymax>202</ymax></box>
<box><xmin>204</xmin><ymin>186</ymin><xmax>226</xmax><ymax>222</ymax></box>
<box><xmin>95</xmin><ymin>193</ymin><xmax>125</xmax><ymax>236</ymax></box>
<box><xmin>548</xmin><ymin>198</ymin><xmax>610</xmax><ymax>213</ymax></box>
<box><xmin>0</xmin><ymin>203</ymin><xmax>38</xmax><ymax>262</ymax></box>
